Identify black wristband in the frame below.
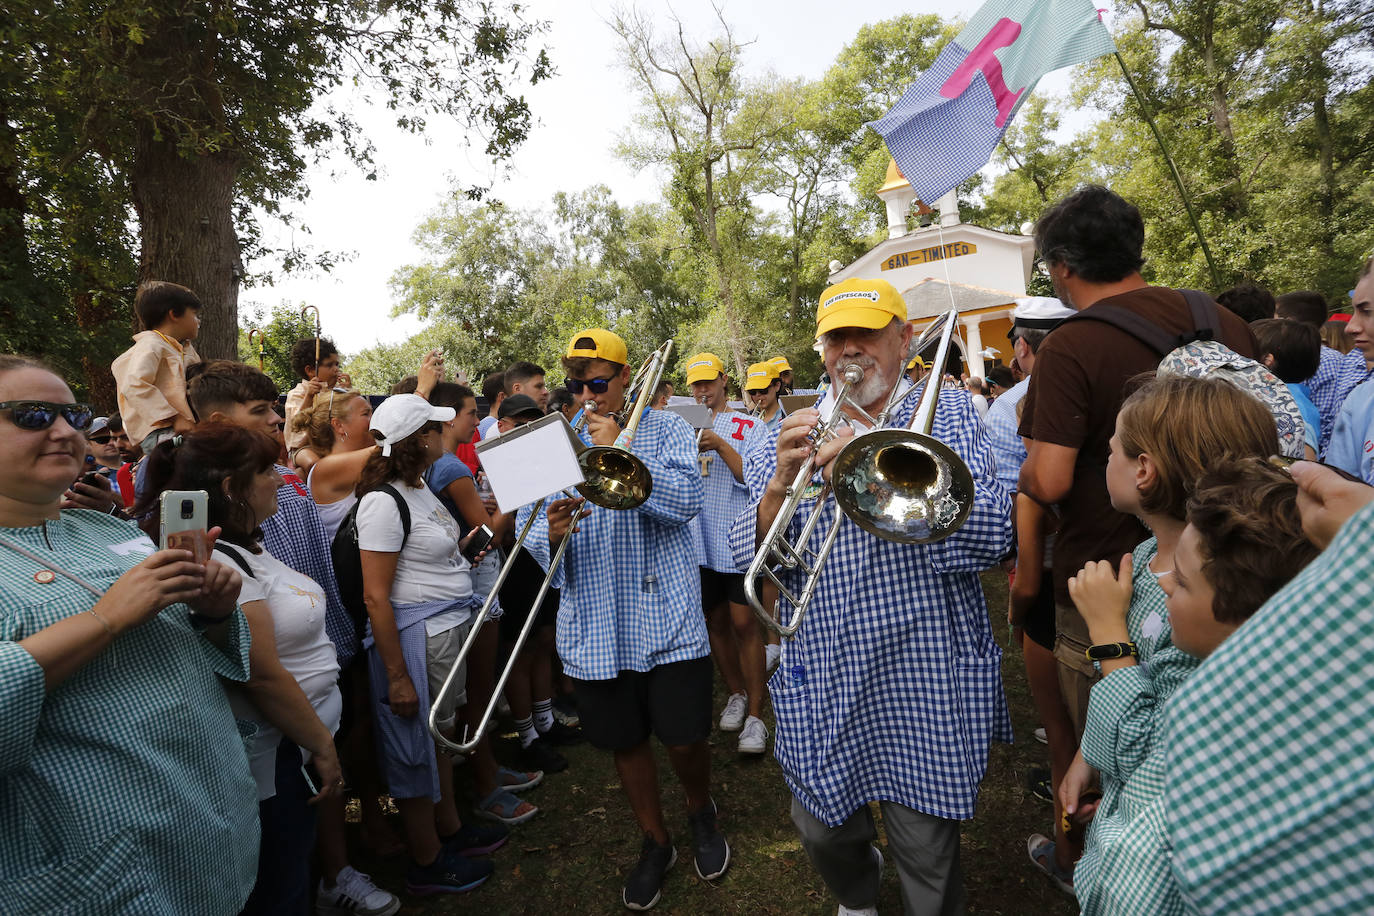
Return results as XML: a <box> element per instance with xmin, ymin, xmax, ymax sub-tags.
<box><xmin>187</xmin><ymin>611</ymin><xmax>231</xmax><ymax>630</ymax></box>
<box><xmin>1085</xmin><ymin>641</ymin><xmax>1138</xmax><ymax>661</ymax></box>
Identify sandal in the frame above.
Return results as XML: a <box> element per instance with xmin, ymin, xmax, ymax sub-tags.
<box><xmin>498</xmin><ymin>766</ymin><xmax>543</xmax><ymax>792</ymax></box>
<box><xmin>475</xmin><ymin>787</ymin><xmax>539</xmax><ymax>826</ymax></box>
<box><xmin>1027</xmin><ymin>833</ymin><xmax>1075</xmax><ymax>896</ymax></box>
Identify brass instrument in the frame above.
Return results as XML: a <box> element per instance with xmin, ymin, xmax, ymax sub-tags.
<box><xmin>695</xmin><ymin>392</ymin><xmax>712</xmax><ymax>478</ymax></box>
<box><xmin>743</xmin><ymin>308</ymin><xmax>974</xmax><ymax>638</ymax></box>
<box><xmin>429</xmin><ymin>340</ymin><xmax>673</xmax><ymax>754</ymax></box>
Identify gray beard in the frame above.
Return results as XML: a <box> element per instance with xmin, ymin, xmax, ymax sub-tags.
<box><xmin>836</xmin><ymin>358</ymin><xmax>893</xmax><ymax>414</ymax></box>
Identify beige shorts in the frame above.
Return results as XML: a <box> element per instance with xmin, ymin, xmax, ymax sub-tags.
<box><xmin>1053</xmin><ymin>618</ymin><xmax>1101</xmax><ymax>742</ymax></box>
<box><xmin>426</xmin><ymin>617</ymin><xmax>473</xmax><ymax>730</ymax></box>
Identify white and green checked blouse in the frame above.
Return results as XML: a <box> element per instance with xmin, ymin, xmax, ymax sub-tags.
<box><xmin>0</xmin><ymin>511</ymin><xmax>259</xmax><ymax>914</ymax></box>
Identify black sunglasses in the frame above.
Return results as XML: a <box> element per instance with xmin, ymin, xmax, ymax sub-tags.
<box><xmin>566</xmin><ymin>376</ymin><xmax>615</xmax><ymax>395</ymax></box>
<box><xmin>0</xmin><ymin>400</ymin><xmax>94</xmax><ymax>431</ymax></box>
<box><xmin>88</xmin><ymin>435</ymin><xmax>114</xmax><ymax>444</ymax></box>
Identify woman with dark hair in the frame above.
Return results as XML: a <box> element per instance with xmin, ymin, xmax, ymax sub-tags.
<box><xmin>355</xmin><ymin>394</ymin><xmax>498</xmax><ymax>895</ymax></box>
<box><xmin>138</xmin><ymin>422</ymin><xmax>347</xmax><ymax>916</ymax></box>
<box><xmin>0</xmin><ymin>355</ymin><xmax>256</xmax><ymax>914</ymax></box>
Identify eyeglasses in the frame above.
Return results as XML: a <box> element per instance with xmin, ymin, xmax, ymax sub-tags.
<box><xmin>326</xmin><ymin>386</ymin><xmax>351</xmax><ymax>416</ymax></box>
<box><xmin>0</xmin><ymin>400</ymin><xmax>94</xmax><ymax>431</ymax></box>
<box><xmin>565</xmin><ymin>376</ymin><xmax>615</xmax><ymax>395</ymax></box>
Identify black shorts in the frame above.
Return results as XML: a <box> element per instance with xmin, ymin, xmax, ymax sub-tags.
<box><xmin>1024</xmin><ymin>573</ymin><xmax>1056</xmax><ymax>651</ymax></box>
<box><xmin>700</xmin><ymin>567</ymin><xmax>748</xmax><ymax>608</ymax></box>
<box><xmin>497</xmin><ymin>549</ymin><xmax>559</xmax><ymax>644</ymax></box>
<box><xmin>574</xmin><ymin>656</ymin><xmax>713</xmax><ymax>751</ymax></box>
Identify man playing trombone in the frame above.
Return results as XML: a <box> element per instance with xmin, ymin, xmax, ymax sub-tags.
<box><xmin>729</xmin><ymin>278</ymin><xmax>1012</xmax><ymax>916</ymax></box>
<box><xmin>523</xmin><ymin>329</ymin><xmax>730</xmax><ymax>911</ymax></box>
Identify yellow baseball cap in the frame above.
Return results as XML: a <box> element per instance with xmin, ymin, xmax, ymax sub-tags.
<box><xmin>907</xmin><ymin>356</ymin><xmax>926</xmax><ymax>370</ymax></box>
<box><xmin>768</xmin><ymin>356</ymin><xmax>792</xmax><ymax>373</ymax></box>
<box><xmin>566</xmin><ymin>328</ymin><xmax>628</xmax><ymax>365</ymax></box>
<box><xmin>684</xmin><ymin>352</ymin><xmax>726</xmax><ymax>385</ymax></box>
<box><xmin>815</xmin><ymin>277</ymin><xmax>908</xmax><ymax>337</ymax></box>
<box><xmin>745</xmin><ymin>362</ymin><xmax>779</xmax><ymax>391</ymax></box>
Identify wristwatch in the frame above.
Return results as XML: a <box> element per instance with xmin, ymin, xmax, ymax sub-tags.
<box><xmin>1085</xmin><ymin>641</ymin><xmax>1138</xmax><ymax>661</ymax></box>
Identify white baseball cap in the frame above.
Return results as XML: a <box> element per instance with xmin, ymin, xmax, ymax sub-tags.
<box><xmin>369</xmin><ymin>394</ymin><xmax>454</xmax><ymax>456</ymax></box>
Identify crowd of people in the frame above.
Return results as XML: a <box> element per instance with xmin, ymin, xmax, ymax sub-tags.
<box><xmin>2</xmin><ymin>183</ymin><xmax>1372</xmax><ymax>916</ymax></box>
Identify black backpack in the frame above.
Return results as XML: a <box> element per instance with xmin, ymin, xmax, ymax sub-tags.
<box><xmin>330</xmin><ymin>484</ymin><xmax>410</xmax><ymax>632</ymax></box>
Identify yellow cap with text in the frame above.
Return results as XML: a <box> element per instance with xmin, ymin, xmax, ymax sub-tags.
<box><xmin>684</xmin><ymin>352</ymin><xmax>726</xmax><ymax>385</ymax></box>
<box><xmin>815</xmin><ymin>277</ymin><xmax>907</xmax><ymax>337</ymax></box>
<box><xmin>768</xmin><ymin>356</ymin><xmax>792</xmax><ymax>373</ymax></box>
<box><xmin>745</xmin><ymin>362</ymin><xmax>779</xmax><ymax>391</ymax></box>
<box><xmin>566</xmin><ymin>328</ymin><xmax>628</xmax><ymax>365</ymax></box>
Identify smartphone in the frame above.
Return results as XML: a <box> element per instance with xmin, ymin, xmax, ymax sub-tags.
<box><xmin>80</xmin><ymin>471</ymin><xmax>102</xmax><ymax>488</ymax></box>
<box><xmin>460</xmin><ymin>524</ymin><xmax>494</xmax><ymax>563</ymax></box>
<box><xmin>159</xmin><ymin>489</ymin><xmax>210</xmax><ymax>565</ymax></box>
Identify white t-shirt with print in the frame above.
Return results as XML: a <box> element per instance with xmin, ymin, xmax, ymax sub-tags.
<box><xmin>355</xmin><ymin>481</ymin><xmax>473</xmax><ymax>635</ymax></box>
<box><xmin>215</xmin><ymin>543</ymin><xmax>342</xmax><ymax>801</ymax></box>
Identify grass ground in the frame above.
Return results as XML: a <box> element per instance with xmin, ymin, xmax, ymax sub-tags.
<box><xmin>347</xmin><ymin>572</ymin><xmax>1080</xmax><ymax>914</ymax></box>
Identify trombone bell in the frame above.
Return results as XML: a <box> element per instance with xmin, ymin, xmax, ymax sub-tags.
<box><xmin>830</xmin><ymin>429</ymin><xmax>974</xmax><ymax>543</ymax></box>
<box><xmin>578</xmin><ymin>445</ymin><xmax>654</xmax><ymax>509</ymax></box>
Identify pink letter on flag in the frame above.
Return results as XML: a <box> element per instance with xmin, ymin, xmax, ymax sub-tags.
<box><xmin>940</xmin><ymin>18</ymin><xmax>1025</xmax><ymax>127</ymax></box>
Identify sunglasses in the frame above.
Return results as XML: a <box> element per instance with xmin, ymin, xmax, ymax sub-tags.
<box><xmin>565</xmin><ymin>376</ymin><xmax>615</xmax><ymax>395</ymax></box>
<box><xmin>89</xmin><ymin>435</ymin><xmax>114</xmax><ymax>444</ymax></box>
<box><xmin>0</xmin><ymin>400</ymin><xmax>94</xmax><ymax>431</ymax></box>
<box><xmin>745</xmin><ymin>389</ymin><xmax>771</xmax><ymax>397</ymax></box>
<box><xmin>325</xmin><ymin>386</ymin><xmax>351</xmax><ymax>416</ymax></box>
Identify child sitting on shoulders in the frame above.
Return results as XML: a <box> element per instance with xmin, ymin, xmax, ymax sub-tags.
<box><xmin>285</xmin><ymin>335</ymin><xmax>341</xmax><ymax>472</ymax></box>
<box><xmin>110</xmin><ymin>280</ymin><xmax>202</xmax><ymax>455</ymax></box>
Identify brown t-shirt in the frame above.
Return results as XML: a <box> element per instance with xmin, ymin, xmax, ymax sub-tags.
<box><xmin>1017</xmin><ymin>286</ymin><xmax>1258</xmax><ymax>611</ymax></box>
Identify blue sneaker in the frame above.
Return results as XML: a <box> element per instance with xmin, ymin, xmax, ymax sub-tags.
<box><xmin>404</xmin><ymin>849</ymin><xmax>493</xmax><ymax>896</ymax></box>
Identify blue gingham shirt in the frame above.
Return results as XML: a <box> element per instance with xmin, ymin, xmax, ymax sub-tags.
<box><xmin>1315</xmin><ymin>347</ymin><xmax>1369</xmax><ymax>457</ymax></box>
<box><xmin>522</xmin><ymin>408</ymin><xmax>708</xmax><ymax>681</ymax></box>
<box><xmin>264</xmin><ymin>466</ymin><xmax>358</xmax><ymax>667</ymax></box>
<box><xmin>983</xmin><ymin>376</ymin><xmax>1028</xmax><ymax>493</ymax></box>
<box><xmin>729</xmin><ymin>386</ymin><xmax>1013</xmax><ymax>825</ymax></box>
<box><xmin>693</xmin><ymin>409</ymin><xmax>765</xmax><ymax>573</ymax></box>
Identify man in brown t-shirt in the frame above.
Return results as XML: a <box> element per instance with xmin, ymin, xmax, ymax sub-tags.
<box><xmin>1017</xmin><ymin>186</ymin><xmax>1256</xmax><ymax>738</ymax></box>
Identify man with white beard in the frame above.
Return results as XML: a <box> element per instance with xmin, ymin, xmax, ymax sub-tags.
<box><xmin>729</xmin><ymin>277</ymin><xmax>1013</xmax><ymax>916</ymax></box>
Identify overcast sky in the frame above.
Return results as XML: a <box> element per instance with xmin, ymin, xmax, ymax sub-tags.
<box><xmin>246</xmin><ymin>0</ymin><xmax>1098</xmax><ymax>353</ymax></box>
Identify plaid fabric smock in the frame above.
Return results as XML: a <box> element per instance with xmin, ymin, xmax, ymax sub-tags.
<box><xmin>1073</xmin><ymin>537</ymin><xmax>1200</xmax><ymax>913</ymax></box>
<box><xmin>1160</xmin><ymin>499</ymin><xmax>1374</xmax><ymax>914</ymax></box>
<box><xmin>0</xmin><ymin>511</ymin><xmax>258</xmax><ymax>914</ymax></box>
<box><xmin>728</xmin><ymin>385</ymin><xmax>1013</xmax><ymax>825</ymax></box>
<box><xmin>521</xmin><ymin>408</ymin><xmax>708</xmax><ymax>681</ymax></box>
<box><xmin>1316</xmin><ymin>347</ymin><xmax>1371</xmax><ymax>457</ymax></box>
<box><xmin>692</xmin><ymin>408</ymin><xmax>765</xmax><ymax>573</ymax></box>
<box><xmin>983</xmin><ymin>376</ymin><xmax>1029</xmax><ymax>493</ymax></box>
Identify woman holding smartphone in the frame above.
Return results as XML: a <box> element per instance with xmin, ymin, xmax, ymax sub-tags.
<box><xmin>138</xmin><ymin>423</ymin><xmax>347</xmax><ymax>915</ymax></box>
<box><xmin>355</xmin><ymin>394</ymin><xmax>500</xmax><ymax>896</ymax></box>
<box><xmin>0</xmin><ymin>356</ymin><xmax>256</xmax><ymax>914</ymax></box>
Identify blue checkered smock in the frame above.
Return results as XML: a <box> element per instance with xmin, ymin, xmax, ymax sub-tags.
<box><xmin>983</xmin><ymin>376</ymin><xmax>1028</xmax><ymax>493</ymax></box>
<box><xmin>521</xmin><ymin>408</ymin><xmax>708</xmax><ymax>682</ymax></box>
<box><xmin>729</xmin><ymin>387</ymin><xmax>1013</xmax><ymax>825</ymax></box>
<box><xmin>693</xmin><ymin>409</ymin><xmax>765</xmax><ymax>573</ymax></box>
<box><xmin>1315</xmin><ymin>347</ymin><xmax>1369</xmax><ymax>457</ymax></box>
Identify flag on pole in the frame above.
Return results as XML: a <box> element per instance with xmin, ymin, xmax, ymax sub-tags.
<box><xmin>867</xmin><ymin>0</ymin><xmax>1115</xmax><ymax>206</ymax></box>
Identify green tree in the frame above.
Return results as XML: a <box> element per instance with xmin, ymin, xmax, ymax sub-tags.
<box><xmin>236</xmin><ymin>302</ymin><xmax>324</xmax><ymax>393</ymax></box>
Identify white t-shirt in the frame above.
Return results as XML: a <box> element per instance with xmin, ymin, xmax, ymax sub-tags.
<box><xmin>216</xmin><ymin>544</ymin><xmax>342</xmax><ymax>801</ymax></box>
<box><xmin>355</xmin><ymin>481</ymin><xmax>473</xmax><ymax>635</ymax></box>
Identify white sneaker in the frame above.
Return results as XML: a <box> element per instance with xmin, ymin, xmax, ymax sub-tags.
<box><xmin>737</xmin><ymin>716</ymin><xmax>768</xmax><ymax>754</ymax></box>
<box><xmin>317</xmin><ymin>865</ymin><xmax>401</xmax><ymax>916</ymax></box>
<box><xmin>765</xmin><ymin>643</ymin><xmax>781</xmax><ymax>672</ymax></box>
<box><xmin>719</xmin><ymin>693</ymin><xmax>748</xmax><ymax>731</ymax></box>
<box><xmin>1034</xmin><ymin>726</ymin><xmax>1048</xmax><ymax>745</ymax></box>
<box><xmin>836</xmin><ymin>847</ymin><xmax>883</xmax><ymax>916</ymax></box>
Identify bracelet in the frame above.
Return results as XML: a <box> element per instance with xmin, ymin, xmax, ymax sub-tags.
<box><xmin>187</xmin><ymin>611</ymin><xmax>231</xmax><ymax>630</ymax></box>
<box><xmin>1085</xmin><ymin>641</ymin><xmax>1137</xmax><ymax>661</ymax></box>
<box><xmin>85</xmin><ymin>607</ymin><xmax>114</xmax><ymax>635</ymax></box>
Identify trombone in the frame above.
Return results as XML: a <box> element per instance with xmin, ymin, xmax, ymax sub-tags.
<box><xmin>743</xmin><ymin>308</ymin><xmax>974</xmax><ymax>638</ymax></box>
<box><xmin>429</xmin><ymin>339</ymin><xmax>674</xmax><ymax>754</ymax></box>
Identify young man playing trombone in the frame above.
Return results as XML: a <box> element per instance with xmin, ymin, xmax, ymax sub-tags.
<box><xmin>523</xmin><ymin>329</ymin><xmax>729</xmax><ymax>911</ymax></box>
<box><xmin>729</xmin><ymin>279</ymin><xmax>1012</xmax><ymax>916</ymax></box>
<box><xmin>684</xmin><ymin>352</ymin><xmax>768</xmax><ymax>754</ymax></box>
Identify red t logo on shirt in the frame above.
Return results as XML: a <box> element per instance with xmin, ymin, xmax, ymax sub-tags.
<box><xmin>729</xmin><ymin>417</ymin><xmax>755</xmax><ymax>441</ymax></box>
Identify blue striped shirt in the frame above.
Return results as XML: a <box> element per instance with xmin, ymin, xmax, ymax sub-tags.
<box><xmin>728</xmin><ymin>386</ymin><xmax>1013</xmax><ymax>825</ymax></box>
<box><xmin>521</xmin><ymin>408</ymin><xmax>708</xmax><ymax>681</ymax></box>
<box><xmin>983</xmin><ymin>376</ymin><xmax>1029</xmax><ymax>493</ymax></box>
<box><xmin>1316</xmin><ymin>348</ymin><xmax>1370</xmax><ymax>457</ymax></box>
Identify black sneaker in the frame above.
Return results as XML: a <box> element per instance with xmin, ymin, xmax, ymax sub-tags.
<box><xmin>687</xmin><ymin>798</ymin><xmax>730</xmax><ymax>880</ymax></box>
<box><xmin>1029</xmin><ymin>767</ymin><xmax>1054</xmax><ymax>804</ymax></box>
<box><xmin>622</xmin><ymin>833</ymin><xmax>677</xmax><ymax>910</ymax></box>
<box><xmin>443</xmin><ymin>820</ymin><xmax>509</xmax><ymax>856</ymax></box>
<box><xmin>520</xmin><ymin>737</ymin><xmax>569</xmax><ymax>774</ymax></box>
<box><xmin>404</xmin><ymin>850</ymin><xmax>494</xmax><ymax>896</ymax></box>
<box><xmin>540</xmin><ymin>720</ymin><xmax>586</xmax><ymax>746</ymax></box>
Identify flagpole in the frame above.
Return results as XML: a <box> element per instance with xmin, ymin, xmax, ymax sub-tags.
<box><xmin>1113</xmin><ymin>51</ymin><xmax>1222</xmax><ymax>290</ymax></box>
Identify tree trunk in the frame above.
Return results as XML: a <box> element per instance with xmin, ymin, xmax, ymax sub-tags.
<box><xmin>128</xmin><ymin>123</ymin><xmax>242</xmax><ymax>359</ymax></box>
<box><xmin>1312</xmin><ymin>89</ymin><xmax>1337</xmax><ymax>265</ymax></box>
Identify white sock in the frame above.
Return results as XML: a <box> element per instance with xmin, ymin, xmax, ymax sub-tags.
<box><xmin>515</xmin><ymin>716</ymin><xmax>538</xmax><ymax>748</ymax></box>
<box><xmin>533</xmin><ymin>698</ymin><xmax>554</xmax><ymax>733</ymax></box>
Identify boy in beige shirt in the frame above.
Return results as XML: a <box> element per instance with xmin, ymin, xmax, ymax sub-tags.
<box><xmin>111</xmin><ymin>280</ymin><xmax>202</xmax><ymax>454</ymax></box>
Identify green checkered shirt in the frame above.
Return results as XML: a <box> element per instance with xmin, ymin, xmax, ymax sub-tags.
<box><xmin>1161</xmin><ymin>500</ymin><xmax>1374</xmax><ymax>913</ymax></box>
<box><xmin>0</xmin><ymin>511</ymin><xmax>259</xmax><ymax>914</ymax></box>
<box><xmin>1074</xmin><ymin>538</ymin><xmax>1200</xmax><ymax>913</ymax></box>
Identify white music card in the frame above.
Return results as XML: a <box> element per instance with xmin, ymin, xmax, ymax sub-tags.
<box><xmin>475</xmin><ymin>413</ymin><xmax>585</xmax><ymax>513</ymax></box>
<box><xmin>667</xmin><ymin>403</ymin><xmax>713</xmax><ymax>429</ymax></box>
